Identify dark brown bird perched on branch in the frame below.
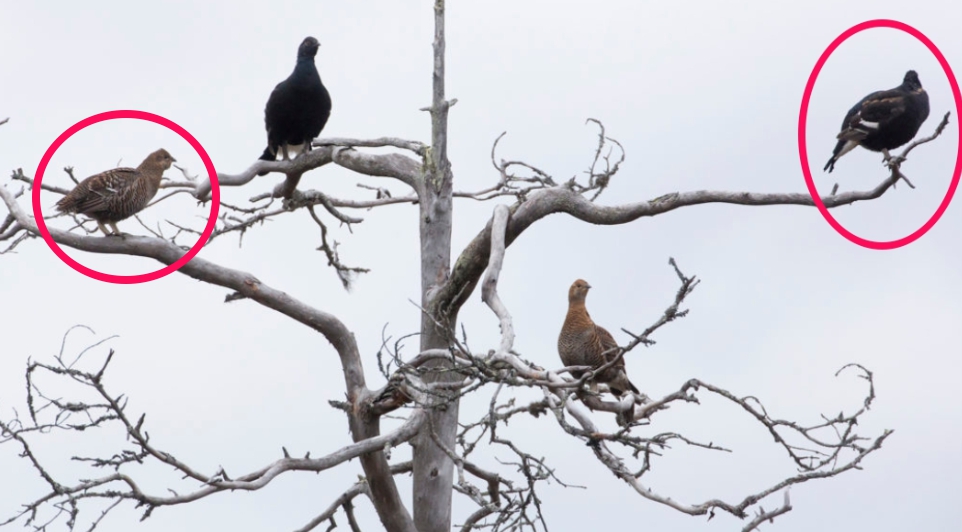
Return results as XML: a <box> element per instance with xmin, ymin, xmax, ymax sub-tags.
<box><xmin>257</xmin><ymin>36</ymin><xmax>332</xmax><ymax>177</ymax></box>
<box><xmin>558</xmin><ymin>279</ymin><xmax>639</xmax><ymax>424</ymax></box>
<box><xmin>55</xmin><ymin>148</ymin><xmax>176</xmax><ymax>236</ymax></box>
<box><xmin>824</xmin><ymin>70</ymin><xmax>930</xmax><ymax>173</ymax></box>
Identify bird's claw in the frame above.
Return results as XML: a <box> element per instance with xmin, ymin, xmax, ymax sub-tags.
<box><xmin>883</xmin><ymin>154</ymin><xmax>906</xmax><ymax>169</ymax></box>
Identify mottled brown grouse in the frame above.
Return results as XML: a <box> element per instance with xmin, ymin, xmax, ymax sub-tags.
<box><xmin>55</xmin><ymin>149</ymin><xmax>176</xmax><ymax>236</ymax></box>
<box><xmin>558</xmin><ymin>279</ymin><xmax>639</xmax><ymax>402</ymax></box>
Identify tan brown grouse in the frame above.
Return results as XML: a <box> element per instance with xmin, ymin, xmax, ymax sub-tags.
<box><xmin>55</xmin><ymin>149</ymin><xmax>176</xmax><ymax>236</ymax></box>
<box><xmin>558</xmin><ymin>279</ymin><xmax>639</xmax><ymax>406</ymax></box>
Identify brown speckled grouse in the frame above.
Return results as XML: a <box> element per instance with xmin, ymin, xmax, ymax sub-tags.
<box><xmin>558</xmin><ymin>279</ymin><xmax>639</xmax><ymax>403</ymax></box>
<box><xmin>257</xmin><ymin>36</ymin><xmax>332</xmax><ymax>177</ymax></box>
<box><xmin>55</xmin><ymin>149</ymin><xmax>176</xmax><ymax>236</ymax></box>
<box><xmin>824</xmin><ymin>70</ymin><xmax>930</xmax><ymax>173</ymax></box>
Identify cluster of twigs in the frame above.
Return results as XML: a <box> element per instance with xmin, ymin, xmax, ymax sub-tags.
<box><xmin>360</xmin><ymin>247</ymin><xmax>887</xmax><ymax>532</ymax></box>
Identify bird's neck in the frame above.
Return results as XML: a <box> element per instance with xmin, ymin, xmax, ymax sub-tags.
<box><xmin>136</xmin><ymin>162</ymin><xmax>167</xmax><ymax>183</ymax></box>
<box><xmin>566</xmin><ymin>300</ymin><xmax>588</xmax><ymax>316</ymax></box>
<box><xmin>293</xmin><ymin>58</ymin><xmax>321</xmax><ymax>82</ymax></box>
<box><xmin>295</xmin><ymin>57</ymin><xmax>317</xmax><ymax>70</ymax></box>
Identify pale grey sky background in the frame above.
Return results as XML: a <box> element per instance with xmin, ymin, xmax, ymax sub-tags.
<box><xmin>1</xmin><ymin>1</ymin><xmax>960</xmax><ymax>531</ymax></box>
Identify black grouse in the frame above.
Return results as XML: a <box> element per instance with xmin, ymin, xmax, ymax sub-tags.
<box><xmin>824</xmin><ymin>70</ymin><xmax>930</xmax><ymax>173</ymax></box>
<box><xmin>55</xmin><ymin>149</ymin><xmax>176</xmax><ymax>236</ymax></box>
<box><xmin>257</xmin><ymin>36</ymin><xmax>332</xmax><ymax>176</ymax></box>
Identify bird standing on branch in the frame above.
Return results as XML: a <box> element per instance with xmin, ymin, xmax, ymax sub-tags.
<box><xmin>824</xmin><ymin>70</ymin><xmax>930</xmax><ymax>173</ymax></box>
<box><xmin>55</xmin><ymin>148</ymin><xmax>176</xmax><ymax>236</ymax></box>
<box><xmin>257</xmin><ymin>36</ymin><xmax>332</xmax><ymax>176</ymax></box>
<box><xmin>558</xmin><ymin>279</ymin><xmax>639</xmax><ymax>423</ymax></box>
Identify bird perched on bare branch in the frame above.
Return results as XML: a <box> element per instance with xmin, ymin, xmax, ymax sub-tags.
<box><xmin>558</xmin><ymin>279</ymin><xmax>639</xmax><ymax>422</ymax></box>
<box><xmin>55</xmin><ymin>148</ymin><xmax>176</xmax><ymax>236</ymax></box>
<box><xmin>824</xmin><ymin>70</ymin><xmax>930</xmax><ymax>173</ymax></box>
<box><xmin>257</xmin><ymin>36</ymin><xmax>332</xmax><ymax>177</ymax></box>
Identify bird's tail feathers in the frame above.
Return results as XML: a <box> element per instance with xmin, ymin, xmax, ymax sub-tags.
<box><xmin>257</xmin><ymin>147</ymin><xmax>276</xmax><ymax>176</ymax></box>
<box><xmin>823</xmin><ymin>157</ymin><xmax>837</xmax><ymax>173</ymax></box>
<box><xmin>824</xmin><ymin>139</ymin><xmax>860</xmax><ymax>173</ymax></box>
<box><xmin>610</xmin><ymin>372</ymin><xmax>639</xmax><ymax>397</ymax></box>
<box><xmin>836</xmin><ymin>128</ymin><xmax>868</xmax><ymax>142</ymax></box>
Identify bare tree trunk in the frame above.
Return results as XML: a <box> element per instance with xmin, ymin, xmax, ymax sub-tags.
<box><xmin>413</xmin><ymin>2</ymin><xmax>458</xmax><ymax>531</ymax></box>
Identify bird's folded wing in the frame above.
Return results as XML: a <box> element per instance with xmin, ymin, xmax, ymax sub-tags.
<box><xmin>836</xmin><ymin>92</ymin><xmax>907</xmax><ymax>141</ymax></box>
<box><xmin>72</xmin><ymin>168</ymin><xmax>139</xmax><ymax>213</ymax></box>
<box><xmin>595</xmin><ymin>325</ymin><xmax>622</xmax><ymax>363</ymax></box>
<box><xmin>858</xmin><ymin>95</ymin><xmax>907</xmax><ymax>123</ymax></box>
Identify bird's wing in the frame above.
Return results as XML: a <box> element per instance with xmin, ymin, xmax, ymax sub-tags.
<box><xmin>857</xmin><ymin>93</ymin><xmax>907</xmax><ymax>123</ymax></box>
<box><xmin>594</xmin><ymin>325</ymin><xmax>622</xmax><ymax>364</ymax></box>
<box><xmin>71</xmin><ymin>168</ymin><xmax>139</xmax><ymax>213</ymax></box>
<box><xmin>839</xmin><ymin>89</ymin><xmax>908</xmax><ymax>139</ymax></box>
<box><xmin>264</xmin><ymin>81</ymin><xmax>288</xmax><ymax>132</ymax></box>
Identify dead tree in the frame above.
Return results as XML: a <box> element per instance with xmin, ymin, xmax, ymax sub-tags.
<box><xmin>0</xmin><ymin>3</ymin><xmax>951</xmax><ymax>532</ymax></box>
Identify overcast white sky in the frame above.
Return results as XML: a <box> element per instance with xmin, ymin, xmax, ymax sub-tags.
<box><xmin>1</xmin><ymin>1</ymin><xmax>960</xmax><ymax>531</ymax></box>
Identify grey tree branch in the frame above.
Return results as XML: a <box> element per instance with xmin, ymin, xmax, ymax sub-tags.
<box><xmin>480</xmin><ymin>204</ymin><xmax>514</xmax><ymax>357</ymax></box>
<box><xmin>437</xmin><ymin>171</ymin><xmax>908</xmax><ymax>321</ymax></box>
<box><xmin>313</xmin><ymin>136</ymin><xmax>428</xmax><ymax>156</ymax></box>
<box><xmin>436</xmin><ymin>111</ymin><xmax>955</xmax><ymax>322</ymax></box>
<box><xmin>297</xmin><ymin>461</ymin><xmax>413</xmax><ymax>532</ymax></box>
<box><xmin>741</xmin><ymin>490</ymin><xmax>792</xmax><ymax>532</ymax></box>
<box><xmin>192</xmin><ymin>140</ymin><xmax>422</xmax><ymax>200</ymax></box>
<box><xmin>294</xmin><ymin>482</ymin><xmax>371</xmax><ymax>532</ymax></box>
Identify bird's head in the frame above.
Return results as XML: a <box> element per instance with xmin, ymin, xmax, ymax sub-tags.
<box><xmin>568</xmin><ymin>279</ymin><xmax>592</xmax><ymax>303</ymax></box>
<box><xmin>298</xmin><ymin>36</ymin><xmax>321</xmax><ymax>59</ymax></box>
<box><xmin>146</xmin><ymin>149</ymin><xmax>176</xmax><ymax>171</ymax></box>
<box><xmin>904</xmin><ymin>70</ymin><xmax>922</xmax><ymax>90</ymax></box>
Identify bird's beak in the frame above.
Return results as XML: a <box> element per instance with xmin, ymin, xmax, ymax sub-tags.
<box><xmin>172</xmin><ymin>157</ymin><xmax>177</xmax><ymax>162</ymax></box>
<box><xmin>586</xmin><ymin>283</ymin><xmax>592</xmax><ymax>289</ymax></box>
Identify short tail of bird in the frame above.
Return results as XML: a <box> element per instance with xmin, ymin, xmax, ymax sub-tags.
<box><xmin>611</xmin><ymin>376</ymin><xmax>639</xmax><ymax>426</ymax></box>
<box><xmin>608</xmin><ymin>372</ymin><xmax>639</xmax><ymax>398</ymax></box>
<box><xmin>823</xmin><ymin>156</ymin><xmax>837</xmax><ymax>173</ymax></box>
<box><xmin>257</xmin><ymin>147</ymin><xmax>276</xmax><ymax>177</ymax></box>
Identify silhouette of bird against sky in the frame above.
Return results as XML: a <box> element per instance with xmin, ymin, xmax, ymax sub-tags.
<box><xmin>558</xmin><ymin>279</ymin><xmax>639</xmax><ymax>424</ymax></box>
<box><xmin>55</xmin><ymin>148</ymin><xmax>176</xmax><ymax>236</ymax></box>
<box><xmin>824</xmin><ymin>70</ymin><xmax>930</xmax><ymax>173</ymax></box>
<box><xmin>257</xmin><ymin>36</ymin><xmax>332</xmax><ymax>176</ymax></box>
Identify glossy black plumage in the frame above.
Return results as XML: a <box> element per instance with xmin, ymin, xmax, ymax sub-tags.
<box><xmin>824</xmin><ymin>70</ymin><xmax>930</xmax><ymax>173</ymax></box>
<box><xmin>258</xmin><ymin>36</ymin><xmax>331</xmax><ymax>175</ymax></box>
<box><xmin>55</xmin><ymin>149</ymin><xmax>176</xmax><ymax>236</ymax></box>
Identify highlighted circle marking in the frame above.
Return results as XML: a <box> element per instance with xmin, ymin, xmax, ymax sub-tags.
<box><xmin>798</xmin><ymin>19</ymin><xmax>962</xmax><ymax>250</ymax></box>
<box><xmin>31</xmin><ymin>109</ymin><xmax>220</xmax><ymax>284</ymax></box>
